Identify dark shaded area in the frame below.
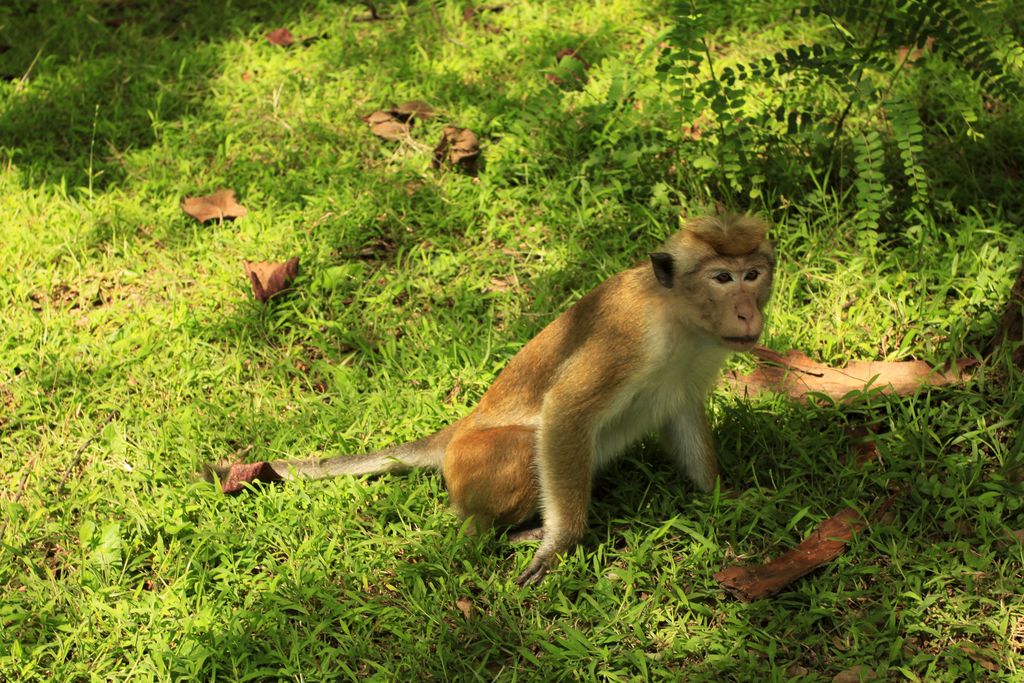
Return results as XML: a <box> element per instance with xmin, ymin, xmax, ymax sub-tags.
<box><xmin>991</xmin><ymin>257</ymin><xmax>1024</xmax><ymax>369</ymax></box>
<box><xmin>0</xmin><ymin>0</ymin><xmax>326</xmax><ymax>187</ymax></box>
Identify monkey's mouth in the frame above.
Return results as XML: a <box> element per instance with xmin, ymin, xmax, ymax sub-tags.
<box><xmin>722</xmin><ymin>335</ymin><xmax>760</xmax><ymax>346</ymax></box>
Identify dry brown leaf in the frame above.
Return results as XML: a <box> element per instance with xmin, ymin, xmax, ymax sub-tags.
<box><xmin>361</xmin><ymin>101</ymin><xmax>433</xmax><ymax>141</ymax></box>
<box><xmin>371</xmin><ymin>119</ymin><xmax>411</xmax><ymax>140</ymax></box>
<box><xmin>455</xmin><ymin>597</ymin><xmax>473</xmax><ymax>619</ymax></box>
<box><xmin>181</xmin><ymin>189</ymin><xmax>248</xmax><ymax>224</ymax></box>
<box><xmin>832</xmin><ymin>665</ymin><xmax>876</xmax><ymax>683</ymax></box>
<box><xmin>265</xmin><ymin>28</ymin><xmax>294</xmax><ymax>47</ymax></box>
<box><xmin>216</xmin><ymin>461</ymin><xmax>282</xmax><ymax>494</ymax></box>
<box><xmin>715</xmin><ymin>508</ymin><xmax>864</xmax><ymax>602</ymax></box>
<box><xmin>393</xmin><ymin>100</ymin><xmax>435</xmax><ymax>121</ymax></box>
<box><xmin>724</xmin><ymin>346</ymin><xmax>975</xmax><ymax>402</ymax></box>
<box><xmin>243</xmin><ymin>257</ymin><xmax>299</xmax><ymax>303</ymax></box>
<box><xmin>959</xmin><ymin>643</ymin><xmax>1001</xmax><ymax>672</ymax></box>
<box><xmin>361</xmin><ymin>111</ymin><xmax>412</xmax><ymax>140</ymax></box>
<box><xmin>432</xmin><ymin>126</ymin><xmax>480</xmax><ymax>173</ymax></box>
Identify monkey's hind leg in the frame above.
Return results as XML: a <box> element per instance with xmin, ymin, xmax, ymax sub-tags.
<box><xmin>508</xmin><ymin>527</ymin><xmax>544</xmax><ymax>542</ymax></box>
<box><xmin>444</xmin><ymin>426</ymin><xmax>539</xmax><ymax>531</ymax></box>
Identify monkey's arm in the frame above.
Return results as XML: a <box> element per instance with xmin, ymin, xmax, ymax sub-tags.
<box><xmin>514</xmin><ymin>344</ymin><xmax>624</xmax><ymax>585</ymax></box>
<box><xmin>660</xmin><ymin>401</ymin><xmax>719</xmax><ymax>492</ymax></box>
<box><xmin>515</xmin><ymin>397</ymin><xmax>595</xmax><ymax>585</ymax></box>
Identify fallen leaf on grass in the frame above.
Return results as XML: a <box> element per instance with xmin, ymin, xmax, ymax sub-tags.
<box><xmin>213</xmin><ymin>461</ymin><xmax>282</xmax><ymax>494</ymax></box>
<box><xmin>432</xmin><ymin>126</ymin><xmax>480</xmax><ymax>173</ymax></box>
<box><xmin>361</xmin><ymin>101</ymin><xmax>434</xmax><ymax>140</ymax></box>
<box><xmin>362</xmin><ymin>111</ymin><xmax>412</xmax><ymax>141</ymax></box>
<box><xmin>392</xmin><ymin>100</ymin><xmax>435</xmax><ymax>121</ymax></box>
<box><xmin>181</xmin><ymin>189</ymin><xmax>248</xmax><ymax>223</ymax></box>
<box><xmin>455</xmin><ymin>597</ymin><xmax>473</xmax><ymax>619</ymax></box>
<box><xmin>243</xmin><ymin>257</ymin><xmax>299</xmax><ymax>303</ymax></box>
<box><xmin>724</xmin><ymin>346</ymin><xmax>975</xmax><ymax>402</ymax></box>
<box><xmin>265</xmin><ymin>28</ymin><xmax>294</xmax><ymax>46</ymax></box>
<box><xmin>832</xmin><ymin>665</ymin><xmax>876</xmax><ymax>683</ymax></box>
<box><xmin>715</xmin><ymin>508</ymin><xmax>864</xmax><ymax>602</ymax></box>
<box><xmin>959</xmin><ymin>643</ymin><xmax>1001</xmax><ymax>672</ymax></box>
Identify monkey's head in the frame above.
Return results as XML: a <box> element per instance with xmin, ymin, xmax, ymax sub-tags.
<box><xmin>650</xmin><ymin>213</ymin><xmax>774</xmax><ymax>351</ymax></box>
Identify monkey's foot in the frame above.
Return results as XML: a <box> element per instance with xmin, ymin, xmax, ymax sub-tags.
<box><xmin>509</xmin><ymin>527</ymin><xmax>544</xmax><ymax>542</ymax></box>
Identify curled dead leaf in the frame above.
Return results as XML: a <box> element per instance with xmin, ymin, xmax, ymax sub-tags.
<box><xmin>361</xmin><ymin>111</ymin><xmax>412</xmax><ymax>141</ymax></box>
<box><xmin>208</xmin><ymin>461</ymin><xmax>282</xmax><ymax>494</ymax></box>
<box><xmin>223</xmin><ymin>462</ymin><xmax>279</xmax><ymax>493</ymax></box>
<box><xmin>455</xmin><ymin>597</ymin><xmax>473</xmax><ymax>619</ymax></box>
<box><xmin>265</xmin><ymin>28</ymin><xmax>294</xmax><ymax>46</ymax></box>
<box><xmin>393</xmin><ymin>100</ymin><xmax>435</xmax><ymax>121</ymax></box>
<box><xmin>243</xmin><ymin>257</ymin><xmax>299</xmax><ymax>303</ymax></box>
<box><xmin>361</xmin><ymin>101</ymin><xmax>433</xmax><ymax>141</ymax></box>
<box><xmin>432</xmin><ymin>126</ymin><xmax>480</xmax><ymax>173</ymax></box>
<box><xmin>715</xmin><ymin>508</ymin><xmax>864</xmax><ymax>602</ymax></box>
<box><xmin>723</xmin><ymin>346</ymin><xmax>975</xmax><ymax>402</ymax></box>
<box><xmin>181</xmin><ymin>189</ymin><xmax>248</xmax><ymax>224</ymax></box>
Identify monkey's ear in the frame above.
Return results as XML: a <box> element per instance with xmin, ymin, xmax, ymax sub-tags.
<box><xmin>650</xmin><ymin>252</ymin><xmax>674</xmax><ymax>289</ymax></box>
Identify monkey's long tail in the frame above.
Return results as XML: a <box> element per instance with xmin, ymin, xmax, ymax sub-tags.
<box><xmin>203</xmin><ymin>425</ymin><xmax>456</xmax><ymax>484</ymax></box>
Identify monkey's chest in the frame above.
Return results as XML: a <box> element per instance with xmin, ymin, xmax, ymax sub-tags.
<box><xmin>592</xmin><ymin>376</ymin><xmax>695</xmax><ymax>470</ymax></box>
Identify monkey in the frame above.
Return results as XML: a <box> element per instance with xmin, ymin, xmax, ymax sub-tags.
<box><xmin>205</xmin><ymin>211</ymin><xmax>774</xmax><ymax>584</ymax></box>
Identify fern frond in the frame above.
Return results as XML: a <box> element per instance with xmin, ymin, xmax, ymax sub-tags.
<box><xmin>886</xmin><ymin>97</ymin><xmax>929</xmax><ymax>212</ymax></box>
<box><xmin>853</xmin><ymin>129</ymin><xmax>887</xmax><ymax>236</ymax></box>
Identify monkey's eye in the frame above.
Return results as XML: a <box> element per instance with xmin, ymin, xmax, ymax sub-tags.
<box><xmin>744</xmin><ymin>269</ymin><xmax>760</xmax><ymax>282</ymax></box>
<box><xmin>713</xmin><ymin>272</ymin><xmax>733</xmax><ymax>284</ymax></box>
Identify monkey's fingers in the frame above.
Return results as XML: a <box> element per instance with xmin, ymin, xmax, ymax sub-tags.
<box><xmin>514</xmin><ymin>560</ymin><xmax>549</xmax><ymax>586</ymax></box>
<box><xmin>514</xmin><ymin>546</ymin><xmax>559</xmax><ymax>585</ymax></box>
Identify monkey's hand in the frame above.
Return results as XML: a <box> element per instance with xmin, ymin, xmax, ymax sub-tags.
<box><xmin>514</xmin><ymin>549</ymin><xmax>556</xmax><ymax>585</ymax></box>
<box><xmin>513</xmin><ymin>534</ymin><xmax>573</xmax><ymax>585</ymax></box>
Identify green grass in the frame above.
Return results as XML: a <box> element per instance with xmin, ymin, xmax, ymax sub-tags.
<box><xmin>2</xmin><ymin>0</ymin><xmax>1023</xmax><ymax>680</ymax></box>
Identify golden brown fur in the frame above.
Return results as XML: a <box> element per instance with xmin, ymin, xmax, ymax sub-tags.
<box><xmin>206</xmin><ymin>211</ymin><xmax>774</xmax><ymax>584</ymax></box>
